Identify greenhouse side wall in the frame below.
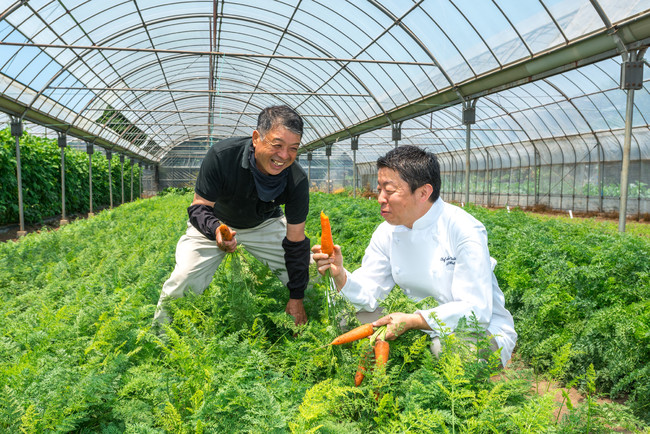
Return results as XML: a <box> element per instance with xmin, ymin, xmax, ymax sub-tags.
<box><xmin>354</xmin><ymin>158</ymin><xmax>649</xmax><ymax>218</ymax></box>
<box><xmin>157</xmin><ymin>167</ymin><xmax>199</xmax><ymax>190</ymax></box>
<box><xmin>438</xmin><ymin>155</ymin><xmax>650</xmax><ymax>215</ymax></box>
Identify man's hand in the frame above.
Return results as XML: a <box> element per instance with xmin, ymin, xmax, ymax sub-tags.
<box><xmin>311</xmin><ymin>244</ymin><xmax>347</xmax><ymax>290</ymax></box>
<box><xmin>372</xmin><ymin>312</ymin><xmax>431</xmax><ymax>340</ymax></box>
<box><xmin>285</xmin><ymin>298</ymin><xmax>307</xmax><ymax>325</ymax></box>
<box><xmin>215</xmin><ymin>227</ymin><xmax>237</xmax><ymax>253</ymax></box>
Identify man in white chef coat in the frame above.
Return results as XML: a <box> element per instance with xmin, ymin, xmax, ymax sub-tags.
<box><xmin>312</xmin><ymin>145</ymin><xmax>517</xmax><ymax>367</ymax></box>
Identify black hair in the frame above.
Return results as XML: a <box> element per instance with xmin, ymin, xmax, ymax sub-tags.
<box><xmin>257</xmin><ymin>105</ymin><xmax>304</xmax><ymax>137</ymax></box>
<box><xmin>376</xmin><ymin>145</ymin><xmax>441</xmax><ymax>202</ymax></box>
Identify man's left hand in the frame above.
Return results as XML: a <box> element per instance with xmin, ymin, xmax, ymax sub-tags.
<box><xmin>285</xmin><ymin>298</ymin><xmax>307</xmax><ymax>325</ymax></box>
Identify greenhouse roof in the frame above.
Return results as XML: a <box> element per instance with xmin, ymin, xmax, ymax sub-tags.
<box><xmin>1</xmin><ymin>1</ymin><xmax>649</xmax><ymax>165</ymax></box>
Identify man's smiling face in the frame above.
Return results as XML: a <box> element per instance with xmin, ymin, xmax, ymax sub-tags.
<box><xmin>252</xmin><ymin>126</ymin><xmax>301</xmax><ymax>175</ymax></box>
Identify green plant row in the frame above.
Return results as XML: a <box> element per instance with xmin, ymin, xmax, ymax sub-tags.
<box><xmin>466</xmin><ymin>203</ymin><xmax>650</xmax><ymax>421</ymax></box>
<box><xmin>0</xmin><ymin>191</ymin><xmax>648</xmax><ymax>432</ymax></box>
<box><xmin>0</xmin><ymin>128</ymin><xmax>141</xmax><ymax>225</ymax></box>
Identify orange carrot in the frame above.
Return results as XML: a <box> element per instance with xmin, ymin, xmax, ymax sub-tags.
<box><xmin>320</xmin><ymin>211</ymin><xmax>334</xmax><ymax>256</ymax></box>
<box><xmin>354</xmin><ymin>363</ymin><xmax>366</xmax><ymax>386</ymax></box>
<box><xmin>354</xmin><ymin>348</ymin><xmax>373</xmax><ymax>386</ymax></box>
<box><xmin>374</xmin><ymin>339</ymin><xmax>390</xmax><ymax>367</ymax></box>
<box><xmin>218</xmin><ymin>223</ymin><xmax>233</xmax><ymax>241</ymax></box>
<box><xmin>330</xmin><ymin>323</ymin><xmax>374</xmax><ymax>345</ymax></box>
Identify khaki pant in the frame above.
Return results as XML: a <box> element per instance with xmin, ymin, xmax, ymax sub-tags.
<box><xmin>154</xmin><ymin>216</ymin><xmax>289</xmax><ymax>324</ymax></box>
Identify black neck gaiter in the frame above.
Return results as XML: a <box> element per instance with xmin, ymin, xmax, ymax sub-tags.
<box><xmin>248</xmin><ymin>146</ymin><xmax>288</xmax><ymax>202</ymax></box>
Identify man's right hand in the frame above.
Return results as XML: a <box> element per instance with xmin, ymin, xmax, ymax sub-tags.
<box><xmin>311</xmin><ymin>244</ymin><xmax>346</xmax><ymax>289</ymax></box>
<box><xmin>285</xmin><ymin>298</ymin><xmax>308</xmax><ymax>325</ymax></box>
<box><xmin>216</xmin><ymin>226</ymin><xmax>237</xmax><ymax>253</ymax></box>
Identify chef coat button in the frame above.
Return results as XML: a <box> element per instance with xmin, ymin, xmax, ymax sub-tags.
<box><xmin>395</xmin><ymin>267</ymin><xmax>401</xmax><ymax>274</ymax></box>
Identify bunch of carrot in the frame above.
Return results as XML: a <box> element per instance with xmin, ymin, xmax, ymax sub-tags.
<box><xmin>322</xmin><ymin>213</ymin><xmax>390</xmax><ymax>386</ymax></box>
<box><xmin>329</xmin><ymin>323</ymin><xmax>390</xmax><ymax>386</ymax></box>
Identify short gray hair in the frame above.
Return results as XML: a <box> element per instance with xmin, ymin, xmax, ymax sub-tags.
<box><xmin>257</xmin><ymin>105</ymin><xmax>303</xmax><ymax>137</ymax></box>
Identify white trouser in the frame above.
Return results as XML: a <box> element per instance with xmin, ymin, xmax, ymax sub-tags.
<box><xmin>154</xmin><ymin>216</ymin><xmax>289</xmax><ymax>324</ymax></box>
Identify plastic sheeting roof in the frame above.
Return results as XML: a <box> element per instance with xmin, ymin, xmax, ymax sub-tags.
<box><xmin>1</xmin><ymin>1</ymin><xmax>649</xmax><ymax>166</ymax></box>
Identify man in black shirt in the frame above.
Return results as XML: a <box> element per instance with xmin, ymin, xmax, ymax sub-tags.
<box><xmin>154</xmin><ymin>105</ymin><xmax>311</xmax><ymax>325</ymax></box>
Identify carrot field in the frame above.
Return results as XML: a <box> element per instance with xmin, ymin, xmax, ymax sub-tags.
<box><xmin>1</xmin><ymin>190</ymin><xmax>648</xmax><ymax>432</ymax></box>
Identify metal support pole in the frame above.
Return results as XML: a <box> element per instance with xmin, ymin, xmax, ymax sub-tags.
<box><xmin>144</xmin><ymin>164</ymin><xmax>149</xmax><ymax>195</ymax></box>
<box><xmin>130</xmin><ymin>158</ymin><xmax>134</xmax><ymax>201</ymax></box>
<box><xmin>58</xmin><ymin>133</ymin><xmax>68</xmax><ymax>225</ymax></box>
<box><xmin>450</xmin><ymin>155</ymin><xmax>455</xmax><ymax>202</ymax></box>
<box><xmin>307</xmin><ymin>152</ymin><xmax>312</xmax><ymax>188</ymax></box>
<box><xmin>465</xmin><ymin>124</ymin><xmax>471</xmax><ymax>205</ymax></box>
<box><xmin>139</xmin><ymin>162</ymin><xmax>142</xmax><ymax>198</ymax></box>
<box><xmin>120</xmin><ymin>155</ymin><xmax>125</xmax><ymax>204</ymax></box>
<box><xmin>534</xmin><ymin>148</ymin><xmax>540</xmax><ymax>204</ymax></box>
<box><xmin>326</xmin><ymin>145</ymin><xmax>332</xmax><ymax>193</ymax></box>
<box><xmin>618</xmin><ymin>51</ymin><xmax>645</xmax><ymax>232</ymax></box>
<box><xmin>353</xmin><ymin>150</ymin><xmax>357</xmax><ymax>198</ymax></box>
<box><xmin>11</xmin><ymin>118</ymin><xmax>26</xmax><ymax>237</ymax></box>
<box><xmin>106</xmin><ymin>149</ymin><xmax>113</xmax><ymax>208</ymax></box>
<box><xmin>598</xmin><ymin>141</ymin><xmax>604</xmax><ymax>212</ymax></box>
<box><xmin>486</xmin><ymin>150</ymin><xmax>492</xmax><ymax>207</ymax></box>
<box><xmin>619</xmin><ymin>86</ymin><xmax>636</xmax><ymax>232</ymax></box>
<box><xmin>86</xmin><ymin>143</ymin><xmax>94</xmax><ymax>216</ymax></box>
<box><xmin>351</xmin><ymin>135</ymin><xmax>359</xmax><ymax>199</ymax></box>
<box><xmin>463</xmin><ymin>100</ymin><xmax>477</xmax><ymax>205</ymax></box>
<box><xmin>392</xmin><ymin>122</ymin><xmax>402</xmax><ymax>149</ymax></box>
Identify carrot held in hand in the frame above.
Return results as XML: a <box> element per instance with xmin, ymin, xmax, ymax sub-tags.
<box><xmin>218</xmin><ymin>223</ymin><xmax>233</xmax><ymax>241</ymax></box>
<box><xmin>330</xmin><ymin>323</ymin><xmax>374</xmax><ymax>345</ymax></box>
<box><xmin>320</xmin><ymin>211</ymin><xmax>334</xmax><ymax>256</ymax></box>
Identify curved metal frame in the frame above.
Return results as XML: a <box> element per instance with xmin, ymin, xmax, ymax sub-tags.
<box><xmin>0</xmin><ymin>0</ymin><xmax>648</xmax><ymax>226</ymax></box>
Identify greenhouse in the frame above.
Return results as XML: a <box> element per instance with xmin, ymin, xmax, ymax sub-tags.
<box><xmin>1</xmin><ymin>1</ymin><xmax>650</xmax><ymax>432</ymax></box>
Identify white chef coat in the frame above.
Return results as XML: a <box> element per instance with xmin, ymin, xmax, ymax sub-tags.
<box><xmin>340</xmin><ymin>198</ymin><xmax>517</xmax><ymax>366</ymax></box>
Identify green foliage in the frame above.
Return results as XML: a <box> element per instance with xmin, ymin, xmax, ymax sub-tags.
<box><xmin>469</xmin><ymin>204</ymin><xmax>650</xmax><ymax>423</ymax></box>
<box><xmin>0</xmin><ymin>128</ymin><xmax>141</xmax><ymax>225</ymax></box>
<box><xmin>0</xmin><ymin>193</ymin><xmax>649</xmax><ymax>431</ymax></box>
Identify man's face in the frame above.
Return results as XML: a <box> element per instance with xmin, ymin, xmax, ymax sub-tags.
<box><xmin>376</xmin><ymin>167</ymin><xmax>423</xmax><ymax>228</ymax></box>
<box><xmin>252</xmin><ymin>126</ymin><xmax>300</xmax><ymax>175</ymax></box>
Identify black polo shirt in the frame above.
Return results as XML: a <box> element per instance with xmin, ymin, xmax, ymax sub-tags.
<box><xmin>194</xmin><ymin>136</ymin><xmax>309</xmax><ymax>229</ymax></box>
